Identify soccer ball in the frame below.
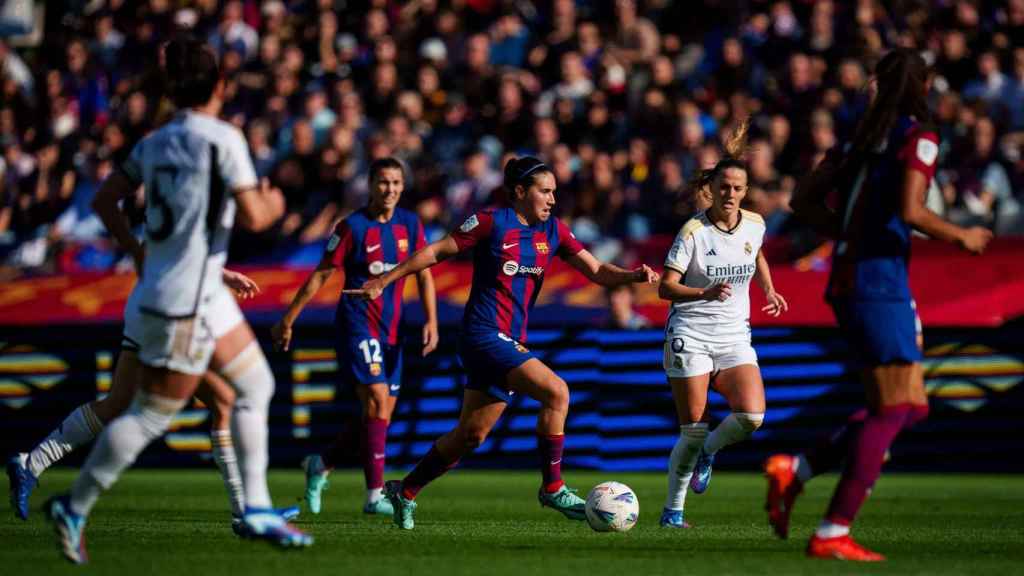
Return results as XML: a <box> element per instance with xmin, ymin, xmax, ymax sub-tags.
<box><xmin>584</xmin><ymin>481</ymin><xmax>639</xmax><ymax>532</ymax></box>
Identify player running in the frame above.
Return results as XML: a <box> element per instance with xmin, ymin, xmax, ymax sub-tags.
<box><xmin>6</xmin><ymin>270</ymin><xmax>299</xmax><ymax>531</ymax></box>
<box><xmin>346</xmin><ymin>156</ymin><xmax>658</xmax><ymax>530</ymax></box>
<box><xmin>657</xmin><ymin>125</ymin><xmax>788</xmax><ymax>529</ymax></box>
<box><xmin>42</xmin><ymin>38</ymin><xmax>311</xmax><ymax>564</ymax></box>
<box><xmin>765</xmin><ymin>48</ymin><xmax>991</xmax><ymax>561</ymax></box>
<box><xmin>272</xmin><ymin>157</ymin><xmax>438</xmax><ymax>517</ymax></box>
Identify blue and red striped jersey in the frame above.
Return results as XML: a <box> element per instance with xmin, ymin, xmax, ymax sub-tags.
<box><xmin>827</xmin><ymin>116</ymin><xmax>940</xmax><ymax>302</ymax></box>
<box><xmin>451</xmin><ymin>207</ymin><xmax>584</xmax><ymax>342</ymax></box>
<box><xmin>326</xmin><ymin>207</ymin><xmax>426</xmax><ymax>345</ymax></box>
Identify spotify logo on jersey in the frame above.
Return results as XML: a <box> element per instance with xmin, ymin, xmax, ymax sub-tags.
<box><xmin>502</xmin><ymin>261</ymin><xmax>520</xmax><ymax>276</ymax></box>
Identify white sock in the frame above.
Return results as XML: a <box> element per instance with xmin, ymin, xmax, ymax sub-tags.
<box><xmin>70</xmin><ymin>392</ymin><xmax>185</xmax><ymax>517</ymax></box>
<box><xmin>664</xmin><ymin>423</ymin><xmax>708</xmax><ymax>510</ymax></box>
<box><xmin>703</xmin><ymin>412</ymin><xmax>764</xmax><ymax>455</ymax></box>
<box><xmin>27</xmin><ymin>404</ymin><xmax>104</xmax><ymax>477</ymax></box>
<box><xmin>211</xmin><ymin>429</ymin><xmax>245</xmax><ymax>517</ymax></box>
<box><xmin>816</xmin><ymin>520</ymin><xmax>850</xmax><ymax>539</ymax></box>
<box><xmin>794</xmin><ymin>453</ymin><xmax>813</xmax><ymax>484</ymax></box>
<box><xmin>221</xmin><ymin>342</ymin><xmax>275</xmax><ymax>510</ymax></box>
<box><xmin>366</xmin><ymin>487</ymin><xmax>383</xmax><ymax>503</ymax></box>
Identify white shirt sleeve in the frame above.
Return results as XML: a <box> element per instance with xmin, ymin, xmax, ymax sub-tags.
<box><xmin>218</xmin><ymin>129</ymin><xmax>258</xmax><ymax>192</ymax></box>
<box><xmin>664</xmin><ymin>230</ymin><xmax>695</xmax><ymax>275</ymax></box>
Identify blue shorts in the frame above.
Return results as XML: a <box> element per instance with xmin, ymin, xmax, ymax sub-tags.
<box><xmin>336</xmin><ymin>336</ymin><xmax>403</xmax><ymax>396</ymax></box>
<box><xmin>457</xmin><ymin>330</ymin><xmax>538</xmax><ymax>403</ymax></box>
<box><xmin>831</xmin><ymin>299</ymin><xmax>922</xmax><ymax>367</ymax></box>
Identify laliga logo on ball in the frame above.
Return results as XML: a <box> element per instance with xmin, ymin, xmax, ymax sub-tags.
<box><xmin>369</xmin><ymin>261</ymin><xmax>385</xmax><ymax>276</ymax></box>
<box><xmin>502</xmin><ymin>261</ymin><xmax>519</xmax><ymax>276</ymax></box>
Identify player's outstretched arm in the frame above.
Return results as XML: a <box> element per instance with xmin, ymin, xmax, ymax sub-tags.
<box><xmin>416</xmin><ymin>268</ymin><xmax>439</xmax><ymax>356</ymax></box>
<box><xmin>790</xmin><ymin>149</ymin><xmax>842</xmax><ymax>237</ymax></box>
<box><xmin>900</xmin><ymin>169</ymin><xmax>991</xmax><ymax>254</ymax></box>
<box><xmin>347</xmin><ymin>236</ymin><xmax>460</xmax><ymax>300</ymax></box>
<box><xmin>564</xmin><ymin>248</ymin><xmax>659</xmax><ymax>287</ymax></box>
<box><xmin>754</xmin><ymin>249</ymin><xmax>788</xmax><ymax>317</ymax></box>
<box><xmin>658</xmin><ymin>269</ymin><xmax>732</xmax><ymax>303</ymax></box>
<box><xmin>272</xmin><ymin>258</ymin><xmax>337</xmax><ymax>351</ymax></box>
<box><xmin>91</xmin><ymin>171</ymin><xmax>145</xmax><ymax>271</ymax></box>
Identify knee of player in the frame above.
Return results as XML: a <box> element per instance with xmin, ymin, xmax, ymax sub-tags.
<box><xmin>219</xmin><ymin>343</ymin><xmax>275</xmax><ymax>405</ymax></box>
<box><xmin>545</xmin><ymin>376</ymin><xmax>570</xmax><ymax>412</ymax></box>
<box><xmin>208</xmin><ymin>400</ymin><xmax>232</xmax><ymax>429</ymax></box>
<box><xmin>364</xmin><ymin>385</ymin><xmax>390</xmax><ymax>415</ymax></box>
<box><xmin>735</xmin><ymin>412</ymin><xmax>765</xmax><ymax>433</ymax></box>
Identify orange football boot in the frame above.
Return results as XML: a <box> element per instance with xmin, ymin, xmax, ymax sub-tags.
<box><xmin>806</xmin><ymin>534</ymin><xmax>885</xmax><ymax>562</ymax></box>
<box><xmin>764</xmin><ymin>454</ymin><xmax>803</xmax><ymax>539</ymax></box>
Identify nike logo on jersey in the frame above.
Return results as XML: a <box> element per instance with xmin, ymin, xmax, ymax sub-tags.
<box><xmin>502</xmin><ymin>242</ymin><xmax>519</xmax><ymax>250</ymax></box>
<box><xmin>706</xmin><ymin>248</ymin><xmax>717</xmax><ymax>256</ymax></box>
<box><xmin>366</xmin><ymin>244</ymin><xmax>381</xmax><ymax>252</ymax></box>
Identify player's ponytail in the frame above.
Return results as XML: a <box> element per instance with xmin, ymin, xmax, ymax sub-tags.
<box><xmin>163</xmin><ymin>36</ymin><xmax>221</xmax><ymax>109</ymax></box>
<box><xmin>849</xmin><ymin>48</ymin><xmax>930</xmax><ymax>157</ymax></box>
<box><xmin>503</xmin><ymin>156</ymin><xmax>552</xmax><ymax>201</ymax></box>
<box><xmin>685</xmin><ymin>118</ymin><xmax>751</xmax><ymax>202</ymax></box>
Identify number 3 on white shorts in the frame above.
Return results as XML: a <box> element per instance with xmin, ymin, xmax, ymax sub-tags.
<box><xmin>358</xmin><ymin>338</ymin><xmax>383</xmax><ymax>364</ymax></box>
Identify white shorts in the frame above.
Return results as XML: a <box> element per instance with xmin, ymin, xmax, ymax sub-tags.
<box><xmin>123</xmin><ymin>286</ymin><xmax>245</xmax><ymax>375</ymax></box>
<box><xmin>663</xmin><ymin>334</ymin><xmax>758</xmax><ymax>378</ymax></box>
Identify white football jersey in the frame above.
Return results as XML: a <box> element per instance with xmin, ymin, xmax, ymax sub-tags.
<box><xmin>663</xmin><ymin>209</ymin><xmax>765</xmax><ymax>344</ymax></box>
<box><xmin>121</xmin><ymin>111</ymin><xmax>257</xmax><ymax>318</ymax></box>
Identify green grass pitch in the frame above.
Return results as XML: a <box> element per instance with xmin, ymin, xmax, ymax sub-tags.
<box><xmin>3</xmin><ymin>469</ymin><xmax>1022</xmax><ymax>575</ymax></box>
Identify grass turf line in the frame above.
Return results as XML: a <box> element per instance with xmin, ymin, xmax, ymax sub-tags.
<box><xmin>2</xmin><ymin>469</ymin><xmax>1022</xmax><ymax>575</ymax></box>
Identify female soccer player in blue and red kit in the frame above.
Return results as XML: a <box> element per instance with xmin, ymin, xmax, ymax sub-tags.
<box><xmin>765</xmin><ymin>48</ymin><xmax>992</xmax><ymax>561</ymax></box>
<box><xmin>273</xmin><ymin>157</ymin><xmax>438</xmax><ymax>516</ymax></box>
<box><xmin>349</xmin><ymin>156</ymin><xmax>658</xmax><ymax>529</ymax></box>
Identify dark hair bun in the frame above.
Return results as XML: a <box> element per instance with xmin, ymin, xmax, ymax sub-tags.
<box><xmin>503</xmin><ymin>156</ymin><xmax>547</xmax><ymax>187</ymax></box>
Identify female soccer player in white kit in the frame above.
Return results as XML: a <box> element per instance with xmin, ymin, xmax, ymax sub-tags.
<box><xmin>42</xmin><ymin>38</ymin><xmax>311</xmax><ymax>564</ymax></box>
<box><xmin>658</xmin><ymin>156</ymin><xmax>788</xmax><ymax>528</ymax></box>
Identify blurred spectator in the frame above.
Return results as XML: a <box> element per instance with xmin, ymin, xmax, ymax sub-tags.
<box><xmin>606</xmin><ymin>283</ymin><xmax>650</xmax><ymax>330</ymax></box>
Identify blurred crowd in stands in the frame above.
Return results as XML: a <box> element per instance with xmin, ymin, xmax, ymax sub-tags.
<box><xmin>0</xmin><ymin>0</ymin><xmax>1022</xmax><ymax>277</ymax></box>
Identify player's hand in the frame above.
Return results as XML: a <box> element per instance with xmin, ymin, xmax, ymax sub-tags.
<box><xmin>633</xmin><ymin>264</ymin><xmax>659</xmax><ymax>284</ymax></box>
<box><xmin>271</xmin><ymin>321</ymin><xmax>292</xmax><ymax>352</ymax></box>
<box><xmin>343</xmin><ymin>278</ymin><xmax>385</xmax><ymax>300</ymax></box>
<box><xmin>702</xmin><ymin>283</ymin><xmax>732</xmax><ymax>302</ymax></box>
<box><xmin>761</xmin><ymin>291</ymin><xmax>789</xmax><ymax>317</ymax></box>
<box><xmin>222</xmin><ymin>269</ymin><xmax>261</xmax><ymax>300</ymax></box>
<box><xmin>422</xmin><ymin>322</ymin><xmax>439</xmax><ymax>357</ymax></box>
<box><xmin>958</xmin><ymin>226</ymin><xmax>992</xmax><ymax>255</ymax></box>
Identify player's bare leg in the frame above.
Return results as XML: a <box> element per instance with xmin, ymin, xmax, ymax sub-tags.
<box><xmin>385</xmin><ymin>390</ymin><xmax>505</xmax><ymax>529</ymax></box>
<box><xmin>691</xmin><ymin>366</ymin><xmax>766</xmax><ymax>494</ymax></box>
<box><xmin>505</xmin><ymin>359</ymin><xmax>586</xmax><ymax>521</ymax></box>
<box><xmin>662</xmin><ymin>374</ymin><xmax>711</xmax><ymax>528</ymax></box>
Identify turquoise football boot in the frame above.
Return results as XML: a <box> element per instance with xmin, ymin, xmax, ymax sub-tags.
<box><xmin>538</xmin><ymin>484</ymin><xmax>586</xmax><ymax>520</ymax></box>
<box><xmin>384</xmin><ymin>480</ymin><xmax>416</xmax><ymax>530</ymax></box>
<box><xmin>301</xmin><ymin>455</ymin><xmax>329</xmax><ymax>514</ymax></box>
